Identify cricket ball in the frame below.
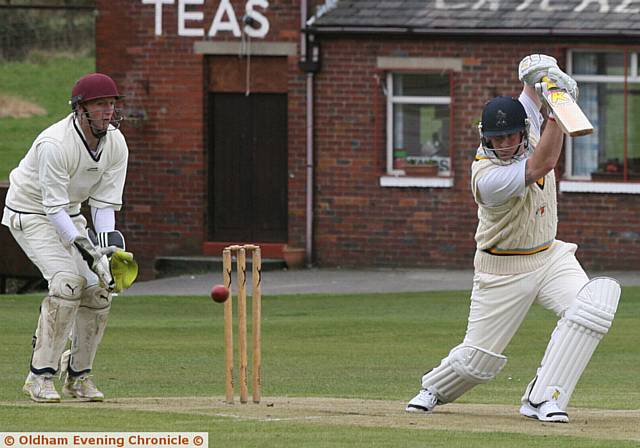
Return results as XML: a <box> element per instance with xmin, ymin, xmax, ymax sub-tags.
<box><xmin>211</xmin><ymin>284</ymin><xmax>229</xmax><ymax>303</ymax></box>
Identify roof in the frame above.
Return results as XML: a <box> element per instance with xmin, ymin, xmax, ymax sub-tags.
<box><xmin>307</xmin><ymin>0</ymin><xmax>640</xmax><ymax>36</ymax></box>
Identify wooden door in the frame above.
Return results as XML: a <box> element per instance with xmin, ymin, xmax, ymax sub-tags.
<box><xmin>208</xmin><ymin>93</ymin><xmax>288</xmax><ymax>242</ymax></box>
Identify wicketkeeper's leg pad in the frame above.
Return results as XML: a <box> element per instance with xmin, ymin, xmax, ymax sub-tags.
<box><xmin>66</xmin><ymin>285</ymin><xmax>112</xmax><ymax>376</ymax></box>
<box><xmin>422</xmin><ymin>345</ymin><xmax>507</xmax><ymax>403</ymax></box>
<box><xmin>524</xmin><ymin>277</ymin><xmax>620</xmax><ymax>410</ymax></box>
<box><xmin>31</xmin><ymin>272</ymin><xmax>85</xmax><ymax>375</ymax></box>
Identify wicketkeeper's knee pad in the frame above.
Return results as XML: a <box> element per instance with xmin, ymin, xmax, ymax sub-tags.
<box><xmin>66</xmin><ymin>285</ymin><xmax>112</xmax><ymax>375</ymax></box>
<box><xmin>422</xmin><ymin>345</ymin><xmax>507</xmax><ymax>403</ymax></box>
<box><xmin>31</xmin><ymin>272</ymin><xmax>84</xmax><ymax>374</ymax></box>
<box><xmin>49</xmin><ymin>271</ymin><xmax>86</xmax><ymax>300</ymax></box>
<box><xmin>525</xmin><ymin>277</ymin><xmax>620</xmax><ymax>410</ymax></box>
<box><xmin>79</xmin><ymin>284</ymin><xmax>113</xmax><ymax>309</ymax></box>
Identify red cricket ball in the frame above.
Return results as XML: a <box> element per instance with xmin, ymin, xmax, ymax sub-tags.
<box><xmin>210</xmin><ymin>284</ymin><xmax>229</xmax><ymax>303</ymax></box>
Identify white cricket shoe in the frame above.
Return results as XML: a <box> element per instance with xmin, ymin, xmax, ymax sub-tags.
<box><xmin>520</xmin><ymin>400</ymin><xmax>569</xmax><ymax>423</ymax></box>
<box><xmin>63</xmin><ymin>374</ymin><xmax>105</xmax><ymax>401</ymax></box>
<box><xmin>23</xmin><ymin>373</ymin><xmax>61</xmax><ymax>403</ymax></box>
<box><xmin>405</xmin><ymin>388</ymin><xmax>438</xmax><ymax>414</ymax></box>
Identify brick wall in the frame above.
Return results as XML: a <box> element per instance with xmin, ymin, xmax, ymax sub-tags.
<box><xmin>310</xmin><ymin>37</ymin><xmax>640</xmax><ymax>270</ymax></box>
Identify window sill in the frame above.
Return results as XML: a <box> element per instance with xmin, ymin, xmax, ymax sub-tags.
<box><xmin>380</xmin><ymin>175</ymin><xmax>454</xmax><ymax>188</ymax></box>
<box><xmin>559</xmin><ymin>180</ymin><xmax>640</xmax><ymax>194</ymax></box>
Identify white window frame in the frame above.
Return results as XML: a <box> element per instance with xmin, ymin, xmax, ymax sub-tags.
<box><xmin>381</xmin><ymin>72</ymin><xmax>453</xmax><ymax>188</ymax></box>
<box><xmin>561</xmin><ymin>49</ymin><xmax>640</xmax><ymax>194</ymax></box>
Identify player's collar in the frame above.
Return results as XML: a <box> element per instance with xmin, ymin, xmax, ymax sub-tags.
<box><xmin>73</xmin><ymin>116</ymin><xmax>103</xmax><ymax>162</ymax></box>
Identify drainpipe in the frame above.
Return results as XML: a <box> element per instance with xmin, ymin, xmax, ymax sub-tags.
<box><xmin>305</xmin><ymin>73</ymin><xmax>314</xmax><ymax>267</ymax></box>
<box><xmin>301</xmin><ymin>0</ymin><xmax>314</xmax><ymax>267</ymax></box>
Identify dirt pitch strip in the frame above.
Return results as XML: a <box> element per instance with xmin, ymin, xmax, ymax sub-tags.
<box><xmin>9</xmin><ymin>396</ymin><xmax>638</xmax><ymax>442</ymax></box>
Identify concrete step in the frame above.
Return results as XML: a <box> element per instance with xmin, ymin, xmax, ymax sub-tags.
<box><xmin>154</xmin><ymin>255</ymin><xmax>286</xmax><ymax>279</ymax></box>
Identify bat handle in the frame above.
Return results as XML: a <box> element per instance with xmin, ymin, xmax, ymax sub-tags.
<box><xmin>540</xmin><ymin>75</ymin><xmax>559</xmax><ymax>90</ymax></box>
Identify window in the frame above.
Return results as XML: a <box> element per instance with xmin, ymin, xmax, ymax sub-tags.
<box><xmin>567</xmin><ymin>50</ymin><xmax>640</xmax><ymax>182</ymax></box>
<box><xmin>386</xmin><ymin>73</ymin><xmax>451</xmax><ymax>177</ymax></box>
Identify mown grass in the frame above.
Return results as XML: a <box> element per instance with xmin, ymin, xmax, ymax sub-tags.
<box><xmin>0</xmin><ymin>53</ymin><xmax>94</xmax><ymax>180</ymax></box>
<box><xmin>1</xmin><ymin>288</ymin><xmax>638</xmax><ymax>446</ymax></box>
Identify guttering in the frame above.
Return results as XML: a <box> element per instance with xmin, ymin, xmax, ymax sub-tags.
<box><xmin>307</xmin><ymin>25</ymin><xmax>640</xmax><ymax>38</ymax></box>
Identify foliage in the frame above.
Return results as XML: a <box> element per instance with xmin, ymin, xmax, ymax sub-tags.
<box><xmin>0</xmin><ymin>5</ymin><xmax>94</xmax><ymax>61</ymax></box>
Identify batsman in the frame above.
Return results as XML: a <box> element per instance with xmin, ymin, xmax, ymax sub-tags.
<box><xmin>406</xmin><ymin>54</ymin><xmax>621</xmax><ymax>422</ymax></box>
<box><xmin>2</xmin><ymin>73</ymin><xmax>137</xmax><ymax>403</ymax></box>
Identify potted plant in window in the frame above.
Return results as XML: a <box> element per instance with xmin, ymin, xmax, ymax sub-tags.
<box><xmin>590</xmin><ymin>159</ymin><xmax>622</xmax><ymax>182</ymax></box>
<box><xmin>393</xmin><ymin>149</ymin><xmax>408</xmax><ymax>170</ymax></box>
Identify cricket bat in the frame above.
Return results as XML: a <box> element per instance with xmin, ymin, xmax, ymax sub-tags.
<box><xmin>540</xmin><ymin>75</ymin><xmax>593</xmax><ymax>137</ymax></box>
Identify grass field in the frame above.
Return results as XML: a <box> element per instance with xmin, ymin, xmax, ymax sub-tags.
<box><xmin>1</xmin><ymin>288</ymin><xmax>639</xmax><ymax>446</ymax></box>
<box><xmin>0</xmin><ymin>53</ymin><xmax>94</xmax><ymax>181</ymax></box>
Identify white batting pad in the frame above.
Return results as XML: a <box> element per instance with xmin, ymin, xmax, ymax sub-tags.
<box><xmin>526</xmin><ymin>277</ymin><xmax>620</xmax><ymax>410</ymax></box>
<box><xmin>67</xmin><ymin>285</ymin><xmax>112</xmax><ymax>374</ymax></box>
<box><xmin>31</xmin><ymin>272</ymin><xmax>84</xmax><ymax>373</ymax></box>
<box><xmin>422</xmin><ymin>345</ymin><xmax>507</xmax><ymax>403</ymax></box>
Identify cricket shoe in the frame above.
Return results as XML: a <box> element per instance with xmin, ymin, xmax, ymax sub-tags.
<box><xmin>520</xmin><ymin>400</ymin><xmax>569</xmax><ymax>423</ymax></box>
<box><xmin>63</xmin><ymin>374</ymin><xmax>105</xmax><ymax>401</ymax></box>
<box><xmin>23</xmin><ymin>373</ymin><xmax>61</xmax><ymax>403</ymax></box>
<box><xmin>405</xmin><ymin>388</ymin><xmax>438</xmax><ymax>414</ymax></box>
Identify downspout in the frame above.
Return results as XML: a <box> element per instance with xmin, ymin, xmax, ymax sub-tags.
<box><xmin>301</xmin><ymin>0</ymin><xmax>314</xmax><ymax>267</ymax></box>
<box><xmin>306</xmin><ymin>73</ymin><xmax>314</xmax><ymax>267</ymax></box>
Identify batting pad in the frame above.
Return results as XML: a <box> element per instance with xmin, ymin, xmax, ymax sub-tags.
<box><xmin>422</xmin><ymin>345</ymin><xmax>507</xmax><ymax>403</ymax></box>
<box><xmin>70</xmin><ymin>303</ymin><xmax>110</xmax><ymax>374</ymax></box>
<box><xmin>527</xmin><ymin>277</ymin><xmax>620</xmax><ymax>410</ymax></box>
<box><xmin>110</xmin><ymin>250</ymin><xmax>138</xmax><ymax>292</ymax></box>
<box><xmin>31</xmin><ymin>272</ymin><xmax>84</xmax><ymax>374</ymax></box>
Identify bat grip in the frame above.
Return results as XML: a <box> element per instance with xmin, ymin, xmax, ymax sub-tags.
<box><xmin>541</xmin><ymin>75</ymin><xmax>559</xmax><ymax>90</ymax></box>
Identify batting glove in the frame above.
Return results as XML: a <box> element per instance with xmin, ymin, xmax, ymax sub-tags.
<box><xmin>546</xmin><ymin>67</ymin><xmax>579</xmax><ymax>101</ymax></box>
<box><xmin>535</xmin><ymin>67</ymin><xmax>579</xmax><ymax>109</ymax></box>
<box><xmin>518</xmin><ymin>54</ymin><xmax>559</xmax><ymax>85</ymax></box>
<box><xmin>73</xmin><ymin>235</ymin><xmax>116</xmax><ymax>291</ymax></box>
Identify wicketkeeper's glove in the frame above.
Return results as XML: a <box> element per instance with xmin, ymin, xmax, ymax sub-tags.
<box><xmin>93</xmin><ymin>230</ymin><xmax>138</xmax><ymax>293</ymax></box>
<box><xmin>97</xmin><ymin>230</ymin><xmax>126</xmax><ymax>251</ymax></box>
<box><xmin>73</xmin><ymin>235</ymin><xmax>116</xmax><ymax>291</ymax></box>
<box><xmin>110</xmin><ymin>250</ymin><xmax>139</xmax><ymax>293</ymax></box>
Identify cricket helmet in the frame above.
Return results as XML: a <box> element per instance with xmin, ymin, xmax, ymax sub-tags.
<box><xmin>479</xmin><ymin>96</ymin><xmax>527</xmax><ymax>137</ymax></box>
<box><xmin>70</xmin><ymin>73</ymin><xmax>123</xmax><ymax>110</ymax></box>
<box><xmin>478</xmin><ymin>96</ymin><xmax>531</xmax><ymax>164</ymax></box>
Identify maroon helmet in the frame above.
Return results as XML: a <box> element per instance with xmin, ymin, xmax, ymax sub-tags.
<box><xmin>70</xmin><ymin>73</ymin><xmax>123</xmax><ymax>110</ymax></box>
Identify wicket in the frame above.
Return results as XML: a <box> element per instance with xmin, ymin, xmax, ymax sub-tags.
<box><xmin>222</xmin><ymin>244</ymin><xmax>262</xmax><ymax>404</ymax></box>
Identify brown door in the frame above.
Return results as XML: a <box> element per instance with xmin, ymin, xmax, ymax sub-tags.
<box><xmin>208</xmin><ymin>93</ymin><xmax>288</xmax><ymax>242</ymax></box>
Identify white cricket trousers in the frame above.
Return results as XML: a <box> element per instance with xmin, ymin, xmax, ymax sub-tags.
<box><xmin>2</xmin><ymin>210</ymin><xmax>96</xmax><ymax>283</ymax></box>
<box><xmin>463</xmin><ymin>240</ymin><xmax>589</xmax><ymax>353</ymax></box>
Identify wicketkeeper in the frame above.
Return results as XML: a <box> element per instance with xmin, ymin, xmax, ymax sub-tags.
<box><xmin>406</xmin><ymin>54</ymin><xmax>621</xmax><ymax>422</ymax></box>
<box><xmin>2</xmin><ymin>73</ymin><xmax>137</xmax><ymax>403</ymax></box>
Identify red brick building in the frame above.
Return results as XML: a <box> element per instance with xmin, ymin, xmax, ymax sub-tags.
<box><xmin>97</xmin><ymin>0</ymin><xmax>640</xmax><ymax>277</ymax></box>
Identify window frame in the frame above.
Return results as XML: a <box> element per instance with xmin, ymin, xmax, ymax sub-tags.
<box><xmin>385</xmin><ymin>71</ymin><xmax>454</xmax><ymax>178</ymax></box>
<box><xmin>565</xmin><ymin>49</ymin><xmax>640</xmax><ymax>182</ymax></box>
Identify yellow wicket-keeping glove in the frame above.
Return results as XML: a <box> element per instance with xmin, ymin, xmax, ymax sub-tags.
<box><xmin>110</xmin><ymin>250</ymin><xmax>138</xmax><ymax>293</ymax></box>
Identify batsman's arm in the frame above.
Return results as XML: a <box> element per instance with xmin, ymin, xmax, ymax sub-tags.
<box><xmin>524</xmin><ymin>117</ymin><xmax>564</xmax><ymax>185</ymax></box>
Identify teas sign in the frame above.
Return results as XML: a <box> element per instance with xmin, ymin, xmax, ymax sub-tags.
<box><xmin>141</xmin><ymin>0</ymin><xmax>270</xmax><ymax>38</ymax></box>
